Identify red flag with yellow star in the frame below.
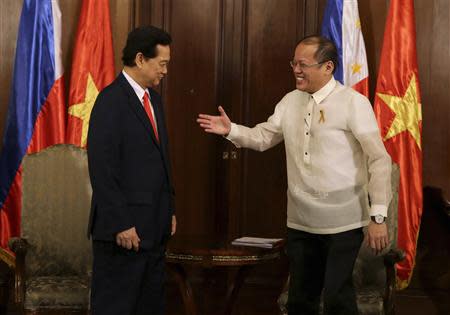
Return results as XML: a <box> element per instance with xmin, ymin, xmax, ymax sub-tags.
<box><xmin>66</xmin><ymin>0</ymin><xmax>115</xmax><ymax>148</ymax></box>
<box><xmin>374</xmin><ymin>0</ymin><xmax>422</xmax><ymax>289</ymax></box>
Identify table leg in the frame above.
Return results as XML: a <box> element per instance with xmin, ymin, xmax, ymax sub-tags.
<box><xmin>223</xmin><ymin>265</ymin><xmax>253</xmax><ymax>315</ymax></box>
<box><xmin>167</xmin><ymin>263</ymin><xmax>198</xmax><ymax>315</ymax></box>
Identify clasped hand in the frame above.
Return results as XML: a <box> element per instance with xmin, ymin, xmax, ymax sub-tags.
<box><xmin>116</xmin><ymin>227</ymin><xmax>140</xmax><ymax>251</ymax></box>
<box><xmin>116</xmin><ymin>215</ymin><xmax>177</xmax><ymax>252</ymax></box>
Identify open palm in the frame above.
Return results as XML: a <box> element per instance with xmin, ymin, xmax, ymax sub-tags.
<box><xmin>197</xmin><ymin>106</ymin><xmax>231</xmax><ymax>136</ymax></box>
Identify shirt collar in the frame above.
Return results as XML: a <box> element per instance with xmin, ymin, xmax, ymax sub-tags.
<box><xmin>122</xmin><ymin>69</ymin><xmax>150</xmax><ymax>102</ymax></box>
<box><xmin>311</xmin><ymin>76</ymin><xmax>336</xmax><ymax>104</ymax></box>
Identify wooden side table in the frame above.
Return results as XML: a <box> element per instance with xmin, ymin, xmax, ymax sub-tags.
<box><xmin>165</xmin><ymin>236</ymin><xmax>284</xmax><ymax>315</ymax></box>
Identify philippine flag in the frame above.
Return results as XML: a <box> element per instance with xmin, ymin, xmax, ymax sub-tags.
<box><xmin>0</xmin><ymin>0</ymin><xmax>66</xmax><ymax>249</ymax></box>
<box><xmin>321</xmin><ymin>0</ymin><xmax>369</xmax><ymax>97</ymax></box>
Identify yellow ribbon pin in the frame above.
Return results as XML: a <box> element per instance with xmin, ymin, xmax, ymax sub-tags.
<box><xmin>319</xmin><ymin>110</ymin><xmax>325</xmax><ymax>123</ymax></box>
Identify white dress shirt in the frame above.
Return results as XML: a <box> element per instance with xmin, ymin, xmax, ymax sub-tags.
<box><xmin>227</xmin><ymin>77</ymin><xmax>392</xmax><ymax>234</ymax></box>
<box><xmin>122</xmin><ymin>70</ymin><xmax>158</xmax><ymax>130</ymax></box>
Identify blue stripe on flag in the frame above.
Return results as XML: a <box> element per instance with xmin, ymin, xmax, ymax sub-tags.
<box><xmin>321</xmin><ymin>0</ymin><xmax>344</xmax><ymax>84</ymax></box>
<box><xmin>0</xmin><ymin>0</ymin><xmax>55</xmax><ymax>208</ymax></box>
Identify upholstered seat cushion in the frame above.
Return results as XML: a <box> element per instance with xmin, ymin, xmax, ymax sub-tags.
<box><xmin>24</xmin><ymin>276</ymin><xmax>89</xmax><ymax>310</ymax></box>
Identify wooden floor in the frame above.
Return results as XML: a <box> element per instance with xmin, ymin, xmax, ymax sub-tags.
<box><xmin>5</xmin><ymin>285</ymin><xmax>448</xmax><ymax>315</ymax></box>
<box><xmin>395</xmin><ymin>288</ymin><xmax>450</xmax><ymax>315</ymax></box>
<box><xmin>166</xmin><ymin>284</ymin><xmax>450</xmax><ymax>315</ymax></box>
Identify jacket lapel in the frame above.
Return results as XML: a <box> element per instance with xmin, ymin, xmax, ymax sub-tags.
<box><xmin>151</xmin><ymin>93</ymin><xmax>168</xmax><ymax>159</ymax></box>
<box><xmin>148</xmin><ymin>89</ymin><xmax>173</xmax><ymax>185</ymax></box>
<box><xmin>117</xmin><ymin>73</ymin><xmax>160</xmax><ymax>148</ymax></box>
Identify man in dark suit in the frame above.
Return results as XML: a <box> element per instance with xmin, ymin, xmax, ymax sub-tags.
<box><xmin>87</xmin><ymin>26</ymin><xmax>176</xmax><ymax>315</ymax></box>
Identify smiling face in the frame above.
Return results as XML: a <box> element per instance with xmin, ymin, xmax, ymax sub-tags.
<box><xmin>135</xmin><ymin>44</ymin><xmax>171</xmax><ymax>88</ymax></box>
<box><xmin>292</xmin><ymin>43</ymin><xmax>334</xmax><ymax>94</ymax></box>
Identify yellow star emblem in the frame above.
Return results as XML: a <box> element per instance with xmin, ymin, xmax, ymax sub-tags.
<box><xmin>356</xmin><ymin>19</ymin><xmax>361</xmax><ymax>29</ymax></box>
<box><xmin>351</xmin><ymin>63</ymin><xmax>362</xmax><ymax>74</ymax></box>
<box><xmin>68</xmin><ymin>73</ymin><xmax>99</xmax><ymax>147</ymax></box>
<box><xmin>377</xmin><ymin>74</ymin><xmax>422</xmax><ymax>149</ymax></box>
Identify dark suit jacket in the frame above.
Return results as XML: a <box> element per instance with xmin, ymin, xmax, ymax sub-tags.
<box><xmin>87</xmin><ymin>73</ymin><xmax>175</xmax><ymax>250</ymax></box>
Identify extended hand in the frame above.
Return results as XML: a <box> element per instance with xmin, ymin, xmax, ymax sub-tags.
<box><xmin>197</xmin><ymin>106</ymin><xmax>231</xmax><ymax>136</ymax></box>
<box><xmin>365</xmin><ymin>222</ymin><xmax>389</xmax><ymax>255</ymax></box>
<box><xmin>171</xmin><ymin>215</ymin><xmax>177</xmax><ymax>236</ymax></box>
<box><xmin>116</xmin><ymin>227</ymin><xmax>141</xmax><ymax>251</ymax></box>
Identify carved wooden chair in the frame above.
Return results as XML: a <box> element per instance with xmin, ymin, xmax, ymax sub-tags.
<box><xmin>0</xmin><ymin>145</ymin><xmax>92</xmax><ymax>314</ymax></box>
<box><xmin>278</xmin><ymin>164</ymin><xmax>405</xmax><ymax>315</ymax></box>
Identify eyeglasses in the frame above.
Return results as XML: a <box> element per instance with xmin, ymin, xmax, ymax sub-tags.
<box><xmin>289</xmin><ymin>60</ymin><xmax>327</xmax><ymax>70</ymax></box>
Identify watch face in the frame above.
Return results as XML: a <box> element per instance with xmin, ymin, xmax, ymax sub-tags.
<box><xmin>375</xmin><ymin>215</ymin><xmax>384</xmax><ymax>224</ymax></box>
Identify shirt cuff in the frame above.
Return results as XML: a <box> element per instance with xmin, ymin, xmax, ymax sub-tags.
<box><xmin>224</xmin><ymin>123</ymin><xmax>241</xmax><ymax>148</ymax></box>
<box><xmin>369</xmin><ymin>204</ymin><xmax>388</xmax><ymax>217</ymax></box>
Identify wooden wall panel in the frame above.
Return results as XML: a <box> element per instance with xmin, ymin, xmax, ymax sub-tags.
<box><xmin>417</xmin><ymin>0</ymin><xmax>450</xmax><ymax>194</ymax></box>
<box><xmin>156</xmin><ymin>0</ymin><xmax>224</xmax><ymax>237</ymax></box>
<box><xmin>110</xmin><ymin>0</ymin><xmax>135</xmax><ymax>73</ymax></box>
<box><xmin>238</xmin><ymin>0</ymin><xmax>306</xmax><ymax>238</ymax></box>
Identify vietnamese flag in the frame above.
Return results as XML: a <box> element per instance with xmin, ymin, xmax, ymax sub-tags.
<box><xmin>66</xmin><ymin>0</ymin><xmax>115</xmax><ymax>148</ymax></box>
<box><xmin>374</xmin><ymin>0</ymin><xmax>422</xmax><ymax>289</ymax></box>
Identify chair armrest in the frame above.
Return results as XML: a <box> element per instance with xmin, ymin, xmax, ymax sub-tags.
<box><xmin>383</xmin><ymin>248</ymin><xmax>405</xmax><ymax>315</ymax></box>
<box><xmin>383</xmin><ymin>248</ymin><xmax>406</xmax><ymax>266</ymax></box>
<box><xmin>7</xmin><ymin>238</ymin><xmax>29</xmax><ymax>313</ymax></box>
<box><xmin>8</xmin><ymin>238</ymin><xmax>28</xmax><ymax>256</ymax></box>
<box><xmin>277</xmin><ymin>274</ymin><xmax>289</xmax><ymax>315</ymax></box>
<box><xmin>0</xmin><ymin>247</ymin><xmax>15</xmax><ymax>270</ymax></box>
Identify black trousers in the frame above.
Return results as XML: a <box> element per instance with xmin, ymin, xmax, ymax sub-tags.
<box><xmin>90</xmin><ymin>241</ymin><xmax>166</xmax><ymax>315</ymax></box>
<box><xmin>286</xmin><ymin>227</ymin><xmax>363</xmax><ymax>315</ymax></box>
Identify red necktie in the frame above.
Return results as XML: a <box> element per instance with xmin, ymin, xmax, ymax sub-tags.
<box><xmin>143</xmin><ymin>92</ymin><xmax>159</xmax><ymax>142</ymax></box>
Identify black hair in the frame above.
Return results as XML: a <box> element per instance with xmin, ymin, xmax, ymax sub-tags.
<box><xmin>298</xmin><ymin>35</ymin><xmax>338</xmax><ymax>74</ymax></box>
<box><xmin>122</xmin><ymin>26</ymin><xmax>172</xmax><ymax>67</ymax></box>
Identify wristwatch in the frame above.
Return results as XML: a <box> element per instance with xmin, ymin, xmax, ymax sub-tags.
<box><xmin>370</xmin><ymin>214</ymin><xmax>386</xmax><ymax>224</ymax></box>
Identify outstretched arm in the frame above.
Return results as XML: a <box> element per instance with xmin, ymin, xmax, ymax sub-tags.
<box><xmin>197</xmin><ymin>103</ymin><xmax>285</xmax><ymax>152</ymax></box>
<box><xmin>197</xmin><ymin>106</ymin><xmax>231</xmax><ymax>136</ymax></box>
